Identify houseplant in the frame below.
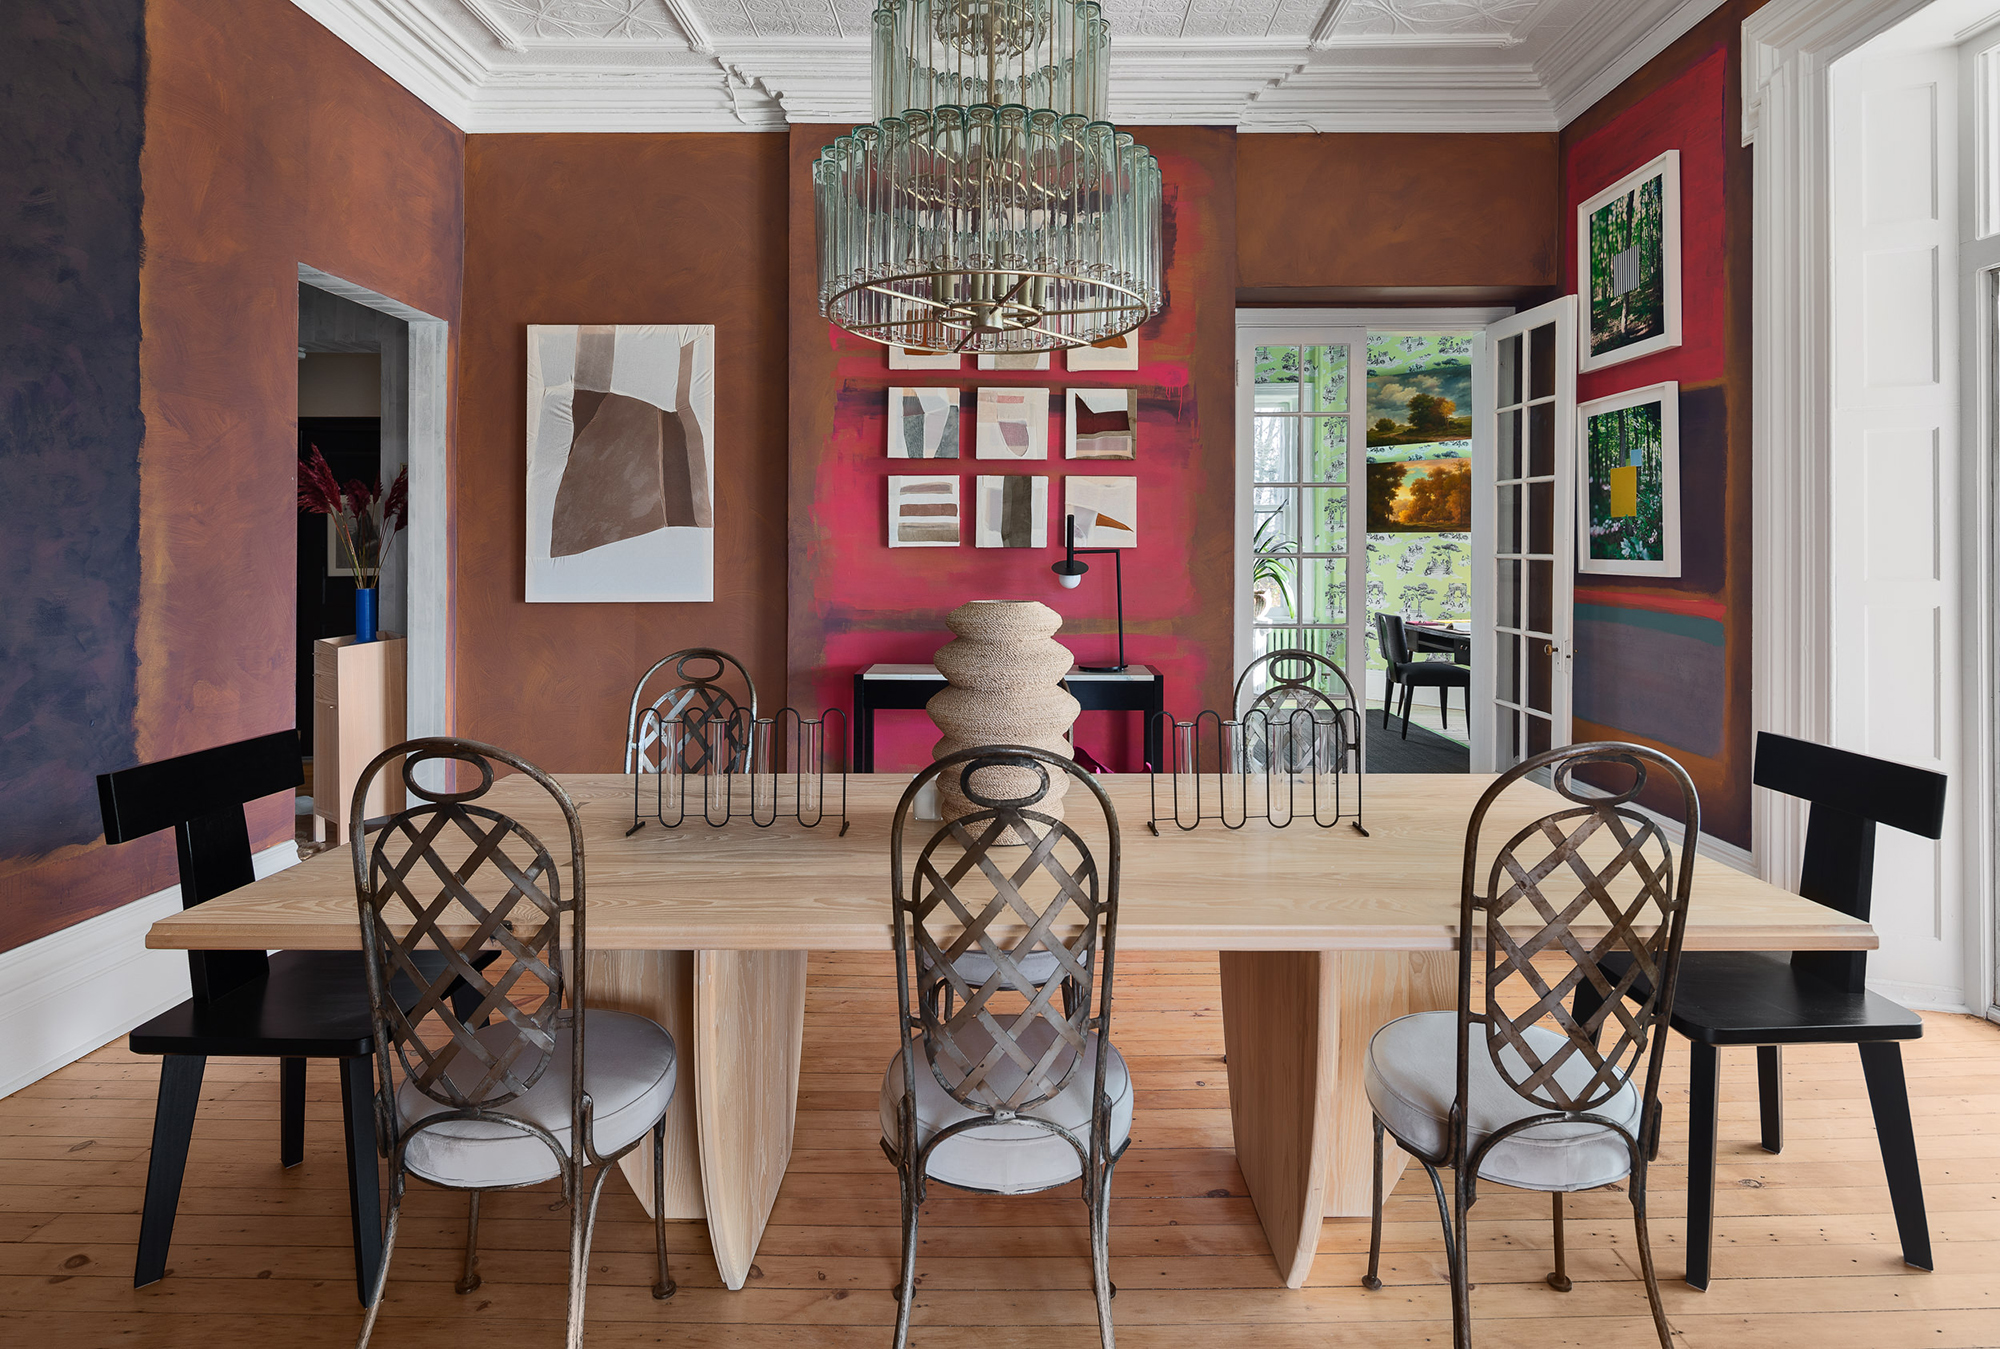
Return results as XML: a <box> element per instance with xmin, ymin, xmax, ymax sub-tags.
<box><xmin>298</xmin><ymin>446</ymin><xmax>407</xmax><ymax>644</ymax></box>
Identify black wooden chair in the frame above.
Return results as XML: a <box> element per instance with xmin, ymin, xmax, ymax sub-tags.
<box><xmin>1575</xmin><ymin>731</ymin><xmax>1948</xmax><ymax>1289</ymax></box>
<box><xmin>99</xmin><ymin>729</ymin><xmax>483</xmax><ymax>1304</ymax></box>
<box><xmin>1376</xmin><ymin>612</ymin><xmax>1470</xmax><ymax>740</ymax></box>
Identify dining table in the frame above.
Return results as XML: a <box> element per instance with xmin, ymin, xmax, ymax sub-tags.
<box><xmin>145</xmin><ymin>771</ymin><xmax>1874</xmax><ymax>1291</ymax></box>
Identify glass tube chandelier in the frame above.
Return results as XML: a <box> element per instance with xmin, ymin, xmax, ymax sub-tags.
<box><xmin>813</xmin><ymin>0</ymin><xmax>1163</xmax><ymax>354</ymax></box>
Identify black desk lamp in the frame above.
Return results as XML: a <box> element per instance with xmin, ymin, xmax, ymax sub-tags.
<box><xmin>1052</xmin><ymin>513</ymin><xmax>1126</xmax><ymax>673</ymax></box>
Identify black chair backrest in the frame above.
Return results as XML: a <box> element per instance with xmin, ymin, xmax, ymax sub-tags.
<box><xmin>1458</xmin><ymin>742</ymin><xmax>1698</xmax><ymax>1172</ymax></box>
<box><xmin>96</xmin><ymin>728</ymin><xmax>302</xmax><ymax>1002</ymax></box>
<box><xmin>1753</xmin><ymin>732</ymin><xmax>1948</xmax><ymax>989</ymax></box>
<box><xmin>1376</xmin><ymin>612</ymin><xmax>1413</xmax><ymax>667</ymax></box>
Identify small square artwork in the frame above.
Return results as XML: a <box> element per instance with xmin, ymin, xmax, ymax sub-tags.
<box><xmin>888</xmin><ymin>387</ymin><xmax>960</xmax><ymax>459</ymax></box>
<box><xmin>1065</xmin><ymin>388</ymin><xmax>1137</xmax><ymax>459</ymax></box>
<box><xmin>889</xmin><ymin>346</ymin><xmax>961</xmax><ymax>370</ymax></box>
<box><xmin>975</xmin><ymin>387</ymin><xmax>1050</xmax><ymax>459</ymax></box>
<box><xmin>975</xmin><ymin>475</ymin><xmax>1048</xmax><ymax>548</ymax></box>
<box><xmin>1065</xmin><ymin>476</ymin><xmax>1137</xmax><ymax>548</ymax></box>
<box><xmin>978</xmin><ymin>351</ymin><xmax>1051</xmax><ymax>371</ymax></box>
<box><xmin>889</xmin><ymin>475</ymin><xmax>961</xmax><ymax>547</ymax></box>
<box><xmin>525</xmin><ymin>324</ymin><xmax>715</xmax><ymax>603</ymax></box>
<box><xmin>1066</xmin><ymin>333</ymin><xmax>1139</xmax><ymax>371</ymax></box>
<box><xmin>1578</xmin><ymin>149</ymin><xmax>1682</xmax><ymax>372</ymax></box>
<box><xmin>1578</xmin><ymin>382</ymin><xmax>1680</xmax><ymax>576</ymax></box>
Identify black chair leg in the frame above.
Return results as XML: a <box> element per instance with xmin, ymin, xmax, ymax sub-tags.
<box><xmin>136</xmin><ymin>1053</ymin><xmax>206</xmax><ymax>1288</ymax></box>
<box><xmin>281</xmin><ymin>1057</ymin><xmax>306</xmax><ymax>1168</ymax></box>
<box><xmin>1382</xmin><ymin>677</ymin><xmax>1396</xmax><ymax>730</ymax></box>
<box><xmin>339</xmin><ymin>1055</ymin><xmax>385</xmax><ymax>1306</ymax></box>
<box><xmin>1858</xmin><ymin>1041</ymin><xmax>1932</xmax><ymax>1271</ymax></box>
<box><xmin>1399</xmin><ymin>683</ymin><xmax>1414</xmax><ymax>740</ymax></box>
<box><xmin>1757</xmin><ymin>1046</ymin><xmax>1783</xmax><ymax>1154</ymax></box>
<box><xmin>1439</xmin><ymin>684</ymin><xmax>1450</xmax><ymax>731</ymax></box>
<box><xmin>1685</xmin><ymin>1040</ymin><xmax>1721</xmax><ymax>1291</ymax></box>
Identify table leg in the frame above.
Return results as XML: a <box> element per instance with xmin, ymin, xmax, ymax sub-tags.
<box><xmin>591</xmin><ymin>952</ymin><xmax>706</xmax><ymax>1221</ymax></box>
<box><xmin>695</xmin><ymin>949</ymin><xmax>809</xmax><ymax>1291</ymax></box>
<box><xmin>853</xmin><ymin>674</ymin><xmax>874</xmax><ymax>773</ymax></box>
<box><xmin>1221</xmin><ymin>949</ymin><xmax>1456</xmax><ymax>1288</ymax></box>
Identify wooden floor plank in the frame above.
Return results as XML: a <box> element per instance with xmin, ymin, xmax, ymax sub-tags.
<box><xmin>2</xmin><ymin>949</ymin><xmax>1994</xmax><ymax>1346</ymax></box>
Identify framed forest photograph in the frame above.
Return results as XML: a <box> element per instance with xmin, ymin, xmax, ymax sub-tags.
<box><xmin>1578</xmin><ymin>382</ymin><xmax>1680</xmax><ymax>577</ymax></box>
<box><xmin>1577</xmin><ymin>149</ymin><xmax>1681</xmax><ymax>372</ymax></box>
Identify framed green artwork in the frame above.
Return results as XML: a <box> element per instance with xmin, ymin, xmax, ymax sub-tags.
<box><xmin>1577</xmin><ymin>382</ymin><xmax>1680</xmax><ymax>577</ymax></box>
<box><xmin>1577</xmin><ymin>149</ymin><xmax>1681</xmax><ymax>372</ymax></box>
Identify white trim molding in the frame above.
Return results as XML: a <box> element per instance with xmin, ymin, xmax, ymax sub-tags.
<box><xmin>0</xmin><ymin>843</ymin><xmax>300</xmax><ymax>1100</ymax></box>
<box><xmin>1741</xmin><ymin>0</ymin><xmax>1936</xmax><ymax>892</ymax></box>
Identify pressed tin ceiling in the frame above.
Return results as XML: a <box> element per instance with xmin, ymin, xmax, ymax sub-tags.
<box><xmin>291</xmin><ymin>0</ymin><xmax>1727</xmax><ymax>131</ymax></box>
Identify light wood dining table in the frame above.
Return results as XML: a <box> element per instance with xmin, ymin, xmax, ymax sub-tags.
<box><xmin>145</xmin><ymin>772</ymin><xmax>1873</xmax><ymax>1291</ymax></box>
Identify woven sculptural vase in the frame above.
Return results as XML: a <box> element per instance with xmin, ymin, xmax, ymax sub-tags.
<box><xmin>927</xmin><ymin>600</ymin><xmax>1080</xmax><ymax>829</ymax></box>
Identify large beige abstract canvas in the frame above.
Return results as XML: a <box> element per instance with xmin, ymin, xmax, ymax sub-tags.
<box><xmin>526</xmin><ymin>324</ymin><xmax>715</xmax><ymax>602</ymax></box>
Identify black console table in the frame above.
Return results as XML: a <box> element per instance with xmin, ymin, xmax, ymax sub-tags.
<box><xmin>851</xmin><ymin>663</ymin><xmax>1166</xmax><ymax>773</ymax></box>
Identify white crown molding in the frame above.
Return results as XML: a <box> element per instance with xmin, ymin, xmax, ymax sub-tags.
<box><xmin>1244</xmin><ymin>59</ymin><xmax>1554</xmax><ymax>130</ymax></box>
<box><xmin>290</xmin><ymin>0</ymin><xmax>485</xmax><ymax>126</ymax></box>
<box><xmin>1543</xmin><ymin>0</ymin><xmax>1726</xmax><ymax>128</ymax></box>
<box><xmin>0</xmin><ymin>842</ymin><xmax>299</xmax><ymax>1101</ymax></box>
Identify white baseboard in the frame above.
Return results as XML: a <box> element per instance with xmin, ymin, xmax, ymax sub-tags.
<box><xmin>0</xmin><ymin>841</ymin><xmax>301</xmax><ymax>1100</ymax></box>
<box><xmin>1865</xmin><ymin>979</ymin><xmax>1972</xmax><ymax>1015</ymax></box>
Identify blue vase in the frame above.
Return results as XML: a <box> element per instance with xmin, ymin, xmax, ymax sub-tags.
<box><xmin>354</xmin><ymin>587</ymin><xmax>378</xmax><ymax>644</ymax></box>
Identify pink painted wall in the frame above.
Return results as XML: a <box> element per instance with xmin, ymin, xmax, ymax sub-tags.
<box><xmin>787</xmin><ymin>126</ymin><xmax>1240</xmax><ymax>771</ymax></box>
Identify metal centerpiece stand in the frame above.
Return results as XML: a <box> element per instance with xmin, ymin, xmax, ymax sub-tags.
<box><xmin>628</xmin><ymin>706</ymin><xmax>849</xmax><ymax>835</ymax></box>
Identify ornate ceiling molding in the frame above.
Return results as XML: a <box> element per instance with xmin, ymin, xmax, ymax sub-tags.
<box><xmin>287</xmin><ymin>0</ymin><xmax>1734</xmax><ymax>133</ymax></box>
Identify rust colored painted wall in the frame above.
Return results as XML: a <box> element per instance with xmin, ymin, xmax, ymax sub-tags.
<box><xmin>788</xmin><ymin>125</ymin><xmax>1239</xmax><ymax>769</ymax></box>
<box><xmin>1236</xmin><ymin>133</ymin><xmax>1560</xmax><ymax>299</ymax></box>
<box><xmin>1560</xmin><ymin>3</ymin><xmax>1759</xmax><ymax>847</ymax></box>
<box><xmin>0</xmin><ymin>0</ymin><xmax>465</xmax><ymax>953</ymax></box>
<box><xmin>454</xmin><ymin>135</ymin><xmax>790</xmax><ymax>767</ymax></box>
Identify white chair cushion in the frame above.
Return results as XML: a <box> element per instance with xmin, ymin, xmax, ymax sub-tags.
<box><xmin>398</xmin><ymin>1009</ymin><xmax>677</xmax><ymax>1189</ymax></box>
<box><xmin>879</xmin><ymin>1018</ymin><xmax>1132</xmax><ymax>1195</ymax></box>
<box><xmin>1364</xmin><ymin>1011</ymin><xmax>1643</xmax><ymax>1193</ymax></box>
<box><xmin>922</xmin><ymin>947</ymin><xmax>1062</xmax><ymax>989</ymax></box>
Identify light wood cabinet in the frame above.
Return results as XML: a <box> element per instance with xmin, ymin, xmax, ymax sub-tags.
<box><xmin>312</xmin><ymin>634</ymin><xmax>406</xmax><ymax>843</ymax></box>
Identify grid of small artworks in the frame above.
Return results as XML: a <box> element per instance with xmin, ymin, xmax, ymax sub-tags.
<box><xmin>880</xmin><ymin>339</ymin><xmax>1143</xmax><ymax>551</ymax></box>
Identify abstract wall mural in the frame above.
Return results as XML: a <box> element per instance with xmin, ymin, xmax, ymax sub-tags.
<box><xmin>1066</xmin><ymin>388</ymin><xmax>1137</xmax><ymax>459</ymax></box>
<box><xmin>975</xmin><ymin>475</ymin><xmax>1048</xmax><ymax>548</ymax></box>
<box><xmin>526</xmin><ymin>324</ymin><xmax>716</xmax><ymax>602</ymax></box>
<box><xmin>1065</xmin><ymin>476</ymin><xmax>1138</xmax><ymax>548</ymax></box>
<box><xmin>888</xmin><ymin>386</ymin><xmax>961</xmax><ymax>458</ymax></box>
<box><xmin>975</xmin><ymin>386</ymin><xmax>1050</xmax><ymax>459</ymax></box>
<box><xmin>889</xmin><ymin>474</ymin><xmax>962</xmax><ymax>546</ymax></box>
<box><xmin>978</xmin><ymin>351</ymin><xmax>1050</xmax><ymax>371</ymax></box>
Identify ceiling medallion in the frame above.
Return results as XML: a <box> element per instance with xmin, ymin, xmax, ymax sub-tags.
<box><xmin>812</xmin><ymin>0</ymin><xmax>1163</xmax><ymax>354</ymax></box>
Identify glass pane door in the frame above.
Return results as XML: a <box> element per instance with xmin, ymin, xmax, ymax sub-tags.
<box><xmin>1247</xmin><ymin>338</ymin><xmax>1366</xmax><ymax>696</ymax></box>
<box><xmin>1475</xmin><ymin>298</ymin><xmax>1576</xmax><ymax>771</ymax></box>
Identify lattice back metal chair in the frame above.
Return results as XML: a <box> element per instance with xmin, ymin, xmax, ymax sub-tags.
<box><xmin>886</xmin><ymin>747</ymin><xmax>1128</xmax><ymax>1349</ymax></box>
<box><xmin>624</xmin><ymin>647</ymin><xmax>757</xmax><ymax>775</ymax></box>
<box><xmin>1232</xmin><ymin>648</ymin><xmax>1364</xmax><ymax>774</ymax></box>
<box><xmin>1358</xmin><ymin>742</ymin><xmax>1698</xmax><ymax>1349</ymax></box>
<box><xmin>349</xmin><ymin>739</ymin><xmax>679</xmax><ymax>1349</ymax></box>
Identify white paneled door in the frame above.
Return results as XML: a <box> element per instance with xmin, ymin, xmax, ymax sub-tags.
<box><xmin>1830</xmin><ymin>43</ymin><xmax>1964</xmax><ymax>1007</ymax></box>
<box><xmin>1472</xmin><ymin>296</ymin><xmax>1577</xmax><ymax>774</ymax></box>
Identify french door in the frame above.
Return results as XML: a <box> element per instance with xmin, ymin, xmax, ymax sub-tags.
<box><xmin>1472</xmin><ymin>297</ymin><xmax>1577</xmax><ymax>772</ymax></box>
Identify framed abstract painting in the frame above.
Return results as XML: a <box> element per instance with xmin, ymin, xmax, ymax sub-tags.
<box><xmin>525</xmin><ymin>324</ymin><xmax>715</xmax><ymax>602</ymax></box>
<box><xmin>1577</xmin><ymin>382</ymin><xmax>1680</xmax><ymax>577</ymax></box>
<box><xmin>1577</xmin><ymin>149</ymin><xmax>1682</xmax><ymax>372</ymax></box>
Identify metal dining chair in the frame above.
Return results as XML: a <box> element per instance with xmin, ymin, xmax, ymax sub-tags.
<box><xmin>1231</xmin><ymin>647</ymin><xmax>1364</xmax><ymax>774</ymax></box>
<box><xmin>886</xmin><ymin>746</ymin><xmax>1128</xmax><ymax>1349</ymax></box>
<box><xmin>349</xmin><ymin>738</ymin><xmax>679</xmax><ymax>1349</ymax></box>
<box><xmin>1575</xmin><ymin>731</ymin><xmax>1948</xmax><ymax>1289</ymax></box>
<box><xmin>624</xmin><ymin>647</ymin><xmax>757</xmax><ymax>774</ymax></box>
<box><xmin>1359</xmin><ymin>742</ymin><xmax>1699</xmax><ymax>1349</ymax></box>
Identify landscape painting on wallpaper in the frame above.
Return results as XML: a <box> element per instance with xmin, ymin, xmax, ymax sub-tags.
<box><xmin>1579</xmin><ymin>149</ymin><xmax>1682</xmax><ymax>371</ymax></box>
<box><xmin>525</xmin><ymin>324</ymin><xmax>715</xmax><ymax>602</ymax></box>
<box><xmin>1066</xmin><ymin>333</ymin><xmax>1139</xmax><ymax>371</ymax></box>
<box><xmin>889</xmin><ymin>387</ymin><xmax>960</xmax><ymax>458</ymax></box>
<box><xmin>1579</xmin><ymin>382</ymin><xmax>1680</xmax><ymax>576</ymax></box>
<box><xmin>1066</xmin><ymin>388</ymin><xmax>1137</xmax><ymax>459</ymax></box>
<box><xmin>976</xmin><ymin>475</ymin><xmax>1048</xmax><ymax>548</ymax></box>
<box><xmin>1065</xmin><ymin>476</ymin><xmax>1136</xmax><ymax>548</ymax></box>
<box><xmin>889</xmin><ymin>475</ymin><xmax>961</xmax><ymax>547</ymax></box>
<box><xmin>976</xmin><ymin>387</ymin><xmax>1050</xmax><ymax>459</ymax></box>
